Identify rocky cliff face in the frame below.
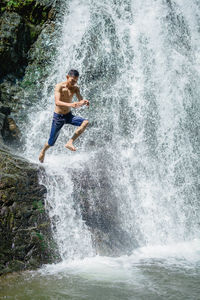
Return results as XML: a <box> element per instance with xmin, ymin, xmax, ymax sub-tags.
<box><xmin>0</xmin><ymin>148</ymin><xmax>58</xmax><ymax>275</ymax></box>
<box><xmin>0</xmin><ymin>0</ymin><xmax>61</xmax><ymax>275</ymax></box>
<box><xmin>0</xmin><ymin>105</ymin><xmax>59</xmax><ymax>275</ymax></box>
<box><xmin>0</xmin><ymin>0</ymin><xmax>62</xmax><ymax>114</ymax></box>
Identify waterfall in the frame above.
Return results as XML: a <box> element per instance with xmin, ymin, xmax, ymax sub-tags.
<box><xmin>22</xmin><ymin>0</ymin><xmax>200</xmax><ymax>261</ymax></box>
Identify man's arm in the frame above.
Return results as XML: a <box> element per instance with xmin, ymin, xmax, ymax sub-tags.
<box><xmin>75</xmin><ymin>87</ymin><xmax>89</xmax><ymax>106</ymax></box>
<box><xmin>55</xmin><ymin>85</ymin><xmax>80</xmax><ymax>108</ymax></box>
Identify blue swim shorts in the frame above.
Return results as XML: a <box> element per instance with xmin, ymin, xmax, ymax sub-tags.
<box><xmin>48</xmin><ymin>112</ymin><xmax>86</xmax><ymax>146</ymax></box>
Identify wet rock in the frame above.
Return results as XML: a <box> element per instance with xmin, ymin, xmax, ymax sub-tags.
<box><xmin>0</xmin><ymin>0</ymin><xmax>63</xmax><ymax>80</ymax></box>
<box><xmin>0</xmin><ymin>0</ymin><xmax>57</xmax><ymax>24</ymax></box>
<box><xmin>0</xmin><ymin>112</ymin><xmax>5</xmax><ymax>145</ymax></box>
<box><xmin>0</xmin><ymin>81</ymin><xmax>22</xmax><ymax>113</ymax></box>
<box><xmin>10</xmin><ymin>202</ymin><xmax>17</xmax><ymax>213</ymax></box>
<box><xmin>4</xmin><ymin>117</ymin><xmax>21</xmax><ymax>146</ymax></box>
<box><xmin>0</xmin><ymin>0</ymin><xmax>63</xmax><ymax>276</ymax></box>
<box><xmin>0</xmin><ymin>0</ymin><xmax>62</xmax><ymax>116</ymax></box>
<box><xmin>0</xmin><ymin>11</ymin><xmax>30</xmax><ymax>78</ymax></box>
<box><xmin>0</xmin><ymin>112</ymin><xmax>5</xmax><ymax>130</ymax></box>
<box><xmin>71</xmin><ymin>151</ymin><xmax>138</xmax><ymax>256</ymax></box>
<box><xmin>6</xmin><ymin>260</ymin><xmax>25</xmax><ymax>272</ymax></box>
<box><xmin>0</xmin><ymin>206</ymin><xmax>9</xmax><ymax>216</ymax></box>
<box><xmin>0</xmin><ymin>106</ymin><xmax>11</xmax><ymax>115</ymax></box>
<box><xmin>0</xmin><ymin>105</ymin><xmax>20</xmax><ymax>148</ymax></box>
<box><xmin>0</xmin><ymin>148</ymin><xmax>59</xmax><ymax>275</ymax></box>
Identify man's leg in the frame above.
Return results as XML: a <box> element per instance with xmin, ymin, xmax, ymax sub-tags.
<box><xmin>39</xmin><ymin>142</ymin><xmax>50</xmax><ymax>163</ymax></box>
<box><xmin>39</xmin><ymin>115</ymin><xmax>64</xmax><ymax>163</ymax></box>
<box><xmin>65</xmin><ymin>120</ymin><xmax>89</xmax><ymax>151</ymax></box>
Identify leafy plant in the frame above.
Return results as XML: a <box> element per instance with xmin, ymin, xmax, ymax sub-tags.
<box><xmin>7</xmin><ymin>0</ymin><xmax>18</xmax><ymax>7</ymax></box>
<box><xmin>35</xmin><ymin>232</ymin><xmax>44</xmax><ymax>241</ymax></box>
<box><xmin>32</xmin><ymin>200</ymin><xmax>45</xmax><ymax>213</ymax></box>
<box><xmin>7</xmin><ymin>0</ymin><xmax>34</xmax><ymax>9</ymax></box>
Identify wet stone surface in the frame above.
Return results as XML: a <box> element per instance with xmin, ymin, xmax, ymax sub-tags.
<box><xmin>0</xmin><ymin>148</ymin><xmax>59</xmax><ymax>275</ymax></box>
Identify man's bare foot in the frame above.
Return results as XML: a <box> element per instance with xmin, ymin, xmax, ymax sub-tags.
<box><xmin>39</xmin><ymin>150</ymin><xmax>45</xmax><ymax>163</ymax></box>
<box><xmin>65</xmin><ymin>142</ymin><xmax>76</xmax><ymax>151</ymax></box>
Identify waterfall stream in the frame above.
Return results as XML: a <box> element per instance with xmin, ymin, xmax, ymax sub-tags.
<box><xmin>21</xmin><ymin>0</ymin><xmax>200</xmax><ymax>262</ymax></box>
<box><xmin>1</xmin><ymin>1</ymin><xmax>200</xmax><ymax>299</ymax></box>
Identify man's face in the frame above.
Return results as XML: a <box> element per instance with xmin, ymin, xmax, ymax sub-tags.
<box><xmin>67</xmin><ymin>75</ymin><xmax>78</xmax><ymax>87</ymax></box>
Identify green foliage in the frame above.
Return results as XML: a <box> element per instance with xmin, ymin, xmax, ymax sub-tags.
<box><xmin>7</xmin><ymin>0</ymin><xmax>18</xmax><ymax>7</ymax></box>
<box><xmin>31</xmin><ymin>231</ymin><xmax>47</xmax><ymax>250</ymax></box>
<box><xmin>35</xmin><ymin>232</ymin><xmax>44</xmax><ymax>241</ymax></box>
<box><xmin>0</xmin><ymin>0</ymin><xmax>34</xmax><ymax>12</ymax></box>
<box><xmin>21</xmin><ymin>79</ymin><xmax>34</xmax><ymax>89</ymax></box>
<box><xmin>32</xmin><ymin>200</ymin><xmax>44</xmax><ymax>213</ymax></box>
<box><xmin>29</xmin><ymin>24</ymin><xmax>40</xmax><ymax>42</ymax></box>
<box><xmin>7</xmin><ymin>0</ymin><xmax>34</xmax><ymax>9</ymax></box>
<box><xmin>1</xmin><ymin>0</ymin><xmax>50</xmax><ymax>25</ymax></box>
<box><xmin>36</xmin><ymin>232</ymin><xmax>48</xmax><ymax>250</ymax></box>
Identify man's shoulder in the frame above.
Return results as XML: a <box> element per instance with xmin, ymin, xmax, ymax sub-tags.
<box><xmin>56</xmin><ymin>81</ymin><xmax>65</xmax><ymax>87</ymax></box>
<box><xmin>55</xmin><ymin>82</ymin><xmax>65</xmax><ymax>91</ymax></box>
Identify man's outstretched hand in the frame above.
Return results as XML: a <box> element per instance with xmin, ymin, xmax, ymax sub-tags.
<box><xmin>79</xmin><ymin>99</ymin><xmax>90</xmax><ymax>107</ymax></box>
<box><xmin>71</xmin><ymin>102</ymin><xmax>81</xmax><ymax>108</ymax></box>
<box><xmin>71</xmin><ymin>99</ymin><xmax>89</xmax><ymax>108</ymax></box>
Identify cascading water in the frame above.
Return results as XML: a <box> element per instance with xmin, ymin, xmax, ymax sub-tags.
<box><xmin>21</xmin><ymin>0</ymin><xmax>200</xmax><ymax>262</ymax></box>
<box><xmin>1</xmin><ymin>1</ymin><xmax>200</xmax><ymax>299</ymax></box>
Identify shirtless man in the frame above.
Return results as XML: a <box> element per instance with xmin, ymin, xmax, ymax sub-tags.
<box><xmin>39</xmin><ymin>69</ymin><xmax>89</xmax><ymax>163</ymax></box>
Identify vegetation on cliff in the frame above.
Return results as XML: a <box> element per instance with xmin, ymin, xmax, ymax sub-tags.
<box><xmin>0</xmin><ymin>0</ymin><xmax>62</xmax><ymax>118</ymax></box>
<box><xmin>0</xmin><ymin>0</ymin><xmax>55</xmax><ymax>25</ymax></box>
<box><xmin>0</xmin><ymin>0</ymin><xmax>57</xmax><ymax>79</ymax></box>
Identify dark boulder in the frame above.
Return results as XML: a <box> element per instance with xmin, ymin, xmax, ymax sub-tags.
<box><xmin>0</xmin><ymin>148</ymin><xmax>59</xmax><ymax>275</ymax></box>
<box><xmin>0</xmin><ymin>105</ymin><xmax>59</xmax><ymax>275</ymax></box>
<box><xmin>0</xmin><ymin>11</ymin><xmax>32</xmax><ymax>79</ymax></box>
<box><xmin>0</xmin><ymin>1</ymin><xmax>62</xmax><ymax>113</ymax></box>
<box><xmin>0</xmin><ymin>105</ymin><xmax>20</xmax><ymax>147</ymax></box>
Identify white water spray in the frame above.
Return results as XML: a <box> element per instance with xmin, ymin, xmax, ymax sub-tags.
<box><xmin>21</xmin><ymin>0</ymin><xmax>200</xmax><ymax>260</ymax></box>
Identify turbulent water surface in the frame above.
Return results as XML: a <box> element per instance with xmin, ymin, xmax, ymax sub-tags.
<box><xmin>1</xmin><ymin>0</ymin><xmax>200</xmax><ymax>299</ymax></box>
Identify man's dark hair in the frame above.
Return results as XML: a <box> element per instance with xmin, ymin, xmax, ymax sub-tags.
<box><xmin>68</xmin><ymin>69</ymin><xmax>79</xmax><ymax>77</ymax></box>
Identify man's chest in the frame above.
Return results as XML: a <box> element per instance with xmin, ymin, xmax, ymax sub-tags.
<box><xmin>61</xmin><ymin>88</ymin><xmax>74</xmax><ymax>100</ymax></box>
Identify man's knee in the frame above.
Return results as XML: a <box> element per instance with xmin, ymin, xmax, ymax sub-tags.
<box><xmin>47</xmin><ymin>140</ymin><xmax>55</xmax><ymax>147</ymax></box>
<box><xmin>82</xmin><ymin>120</ymin><xmax>89</xmax><ymax>127</ymax></box>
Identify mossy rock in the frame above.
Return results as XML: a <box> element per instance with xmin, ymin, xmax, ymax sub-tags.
<box><xmin>0</xmin><ymin>0</ymin><xmax>54</xmax><ymax>25</ymax></box>
<box><xmin>0</xmin><ymin>147</ymin><xmax>59</xmax><ymax>275</ymax></box>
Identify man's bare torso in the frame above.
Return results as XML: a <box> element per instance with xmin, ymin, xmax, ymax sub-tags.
<box><xmin>54</xmin><ymin>81</ymin><xmax>78</xmax><ymax>114</ymax></box>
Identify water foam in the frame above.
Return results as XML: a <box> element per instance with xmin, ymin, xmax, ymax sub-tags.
<box><xmin>38</xmin><ymin>239</ymin><xmax>200</xmax><ymax>280</ymax></box>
